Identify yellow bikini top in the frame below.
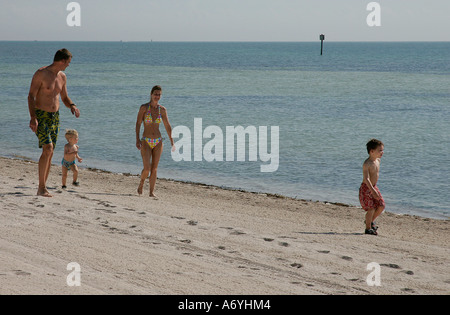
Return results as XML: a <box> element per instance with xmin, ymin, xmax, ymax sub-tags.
<box><xmin>145</xmin><ymin>105</ymin><xmax>162</xmax><ymax>124</ymax></box>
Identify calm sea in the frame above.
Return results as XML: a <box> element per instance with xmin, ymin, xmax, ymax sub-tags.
<box><xmin>0</xmin><ymin>41</ymin><xmax>449</xmax><ymax>219</ymax></box>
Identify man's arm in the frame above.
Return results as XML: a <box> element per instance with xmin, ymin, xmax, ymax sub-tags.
<box><xmin>60</xmin><ymin>74</ymin><xmax>80</xmax><ymax>118</ymax></box>
<box><xmin>28</xmin><ymin>71</ymin><xmax>42</xmax><ymax>132</ymax></box>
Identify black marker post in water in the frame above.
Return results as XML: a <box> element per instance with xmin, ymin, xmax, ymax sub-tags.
<box><xmin>320</xmin><ymin>34</ymin><xmax>325</xmax><ymax>55</ymax></box>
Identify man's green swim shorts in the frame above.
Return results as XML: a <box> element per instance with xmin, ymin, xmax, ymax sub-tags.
<box><xmin>35</xmin><ymin>109</ymin><xmax>60</xmax><ymax>148</ymax></box>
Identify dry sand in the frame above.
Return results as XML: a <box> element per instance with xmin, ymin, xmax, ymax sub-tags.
<box><xmin>0</xmin><ymin>156</ymin><xmax>448</xmax><ymax>295</ymax></box>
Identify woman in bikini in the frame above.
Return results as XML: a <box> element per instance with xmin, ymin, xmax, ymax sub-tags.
<box><xmin>135</xmin><ymin>85</ymin><xmax>175</xmax><ymax>197</ymax></box>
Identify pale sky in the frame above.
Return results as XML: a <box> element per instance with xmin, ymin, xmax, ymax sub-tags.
<box><xmin>0</xmin><ymin>0</ymin><xmax>449</xmax><ymax>41</ymax></box>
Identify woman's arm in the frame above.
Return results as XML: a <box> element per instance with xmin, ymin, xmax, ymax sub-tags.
<box><xmin>135</xmin><ymin>105</ymin><xmax>146</xmax><ymax>150</ymax></box>
<box><xmin>161</xmin><ymin>107</ymin><xmax>175</xmax><ymax>150</ymax></box>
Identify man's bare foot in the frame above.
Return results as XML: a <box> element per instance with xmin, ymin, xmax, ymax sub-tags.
<box><xmin>37</xmin><ymin>187</ymin><xmax>53</xmax><ymax>198</ymax></box>
<box><xmin>149</xmin><ymin>193</ymin><xmax>158</xmax><ymax>199</ymax></box>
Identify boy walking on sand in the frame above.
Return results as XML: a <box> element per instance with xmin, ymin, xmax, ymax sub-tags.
<box><xmin>359</xmin><ymin>139</ymin><xmax>385</xmax><ymax>235</ymax></box>
<box><xmin>62</xmin><ymin>129</ymin><xmax>83</xmax><ymax>189</ymax></box>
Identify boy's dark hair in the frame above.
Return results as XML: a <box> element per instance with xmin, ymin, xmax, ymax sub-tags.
<box><xmin>366</xmin><ymin>139</ymin><xmax>384</xmax><ymax>154</ymax></box>
<box><xmin>54</xmin><ymin>48</ymin><xmax>72</xmax><ymax>62</ymax></box>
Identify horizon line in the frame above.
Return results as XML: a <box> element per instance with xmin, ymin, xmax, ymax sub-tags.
<box><xmin>1</xmin><ymin>40</ymin><xmax>450</xmax><ymax>43</ymax></box>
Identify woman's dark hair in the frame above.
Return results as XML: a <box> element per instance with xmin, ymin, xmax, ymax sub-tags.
<box><xmin>151</xmin><ymin>85</ymin><xmax>162</xmax><ymax>95</ymax></box>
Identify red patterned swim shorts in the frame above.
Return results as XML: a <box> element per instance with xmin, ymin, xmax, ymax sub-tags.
<box><xmin>359</xmin><ymin>183</ymin><xmax>385</xmax><ymax>211</ymax></box>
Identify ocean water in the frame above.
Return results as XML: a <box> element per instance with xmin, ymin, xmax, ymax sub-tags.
<box><xmin>0</xmin><ymin>41</ymin><xmax>449</xmax><ymax>219</ymax></box>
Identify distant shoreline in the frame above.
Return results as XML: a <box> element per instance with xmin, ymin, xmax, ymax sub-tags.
<box><xmin>2</xmin><ymin>40</ymin><xmax>450</xmax><ymax>43</ymax></box>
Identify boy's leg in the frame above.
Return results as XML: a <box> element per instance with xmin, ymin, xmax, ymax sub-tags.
<box><xmin>372</xmin><ymin>205</ymin><xmax>385</xmax><ymax>223</ymax></box>
<box><xmin>365</xmin><ymin>209</ymin><xmax>375</xmax><ymax>230</ymax></box>
<box><xmin>62</xmin><ymin>166</ymin><xmax>68</xmax><ymax>187</ymax></box>
<box><xmin>72</xmin><ymin>165</ymin><xmax>79</xmax><ymax>184</ymax></box>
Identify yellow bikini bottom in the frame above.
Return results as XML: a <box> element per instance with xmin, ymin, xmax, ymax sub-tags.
<box><xmin>142</xmin><ymin>137</ymin><xmax>162</xmax><ymax>149</ymax></box>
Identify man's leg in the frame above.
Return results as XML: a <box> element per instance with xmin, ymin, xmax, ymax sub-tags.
<box><xmin>44</xmin><ymin>144</ymin><xmax>54</xmax><ymax>184</ymax></box>
<box><xmin>37</xmin><ymin>143</ymin><xmax>54</xmax><ymax>197</ymax></box>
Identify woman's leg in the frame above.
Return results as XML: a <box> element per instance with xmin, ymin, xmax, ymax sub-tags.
<box><xmin>138</xmin><ymin>140</ymin><xmax>152</xmax><ymax>195</ymax></box>
<box><xmin>149</xmin><ymin>141</ymin><xmax>163</xmax><ymax>197</ymax></box>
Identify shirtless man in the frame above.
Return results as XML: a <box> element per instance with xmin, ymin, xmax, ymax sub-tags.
<box><xmin>359</xmin><ymin>139</ymin><xmax>385</xmax><ymax>235</ymax></box>
<box><xmin>28</xmin><ymin>49</ymin><xmax>80</xmax><ymax>197</ymax></box>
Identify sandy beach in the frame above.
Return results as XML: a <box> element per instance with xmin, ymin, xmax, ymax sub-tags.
<box><xmin>0</xmin><ymin>156</ymin><xmax>448</xmax><ymax>295</ymax></box>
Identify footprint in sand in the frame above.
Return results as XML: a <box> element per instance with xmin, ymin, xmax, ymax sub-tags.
<box><xmin>341</xmin><ymin>256</ymin><xmax>353</xmax><ymax>261</ymax></box>
<box><xmin>401</xmin><ymin>288</ymin><xmax>416</xmax><ymax>293</ymax></box>
<box><xmin>97</xmin><ymin>201</ymin><xmax>117</xmax><ymax>208</ymax></box>
<box><xmin>290</xmin><ymin>263</ymin><xmax>303</xmax><ymax>269</ymax></box>
<box><xmin>380</xmin><ymin>263</ymin><xmax>401</xmax><ymax>269</ymax></box>
<box><xmin>14</xmin><ymin>270</ymin><xmax>31</xmax><ymax>276</ymax></box>
<box><xmin>14</xmin><ymin>186</ymin><xmax>29</xmax><ymax>190</ymax></box>
<box><xmin>97</xmin><ymin>208</ymin><xmax>117</xmax><ymax>214</ymax></box>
